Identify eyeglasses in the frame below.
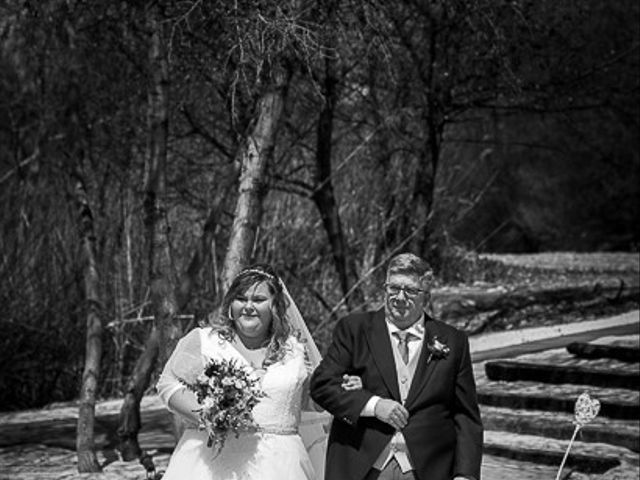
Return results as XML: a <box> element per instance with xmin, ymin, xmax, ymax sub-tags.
<box><xmin>384</xmin><ymin>283</ymin><xmax>426</xmax><ymax>297</ymax></box>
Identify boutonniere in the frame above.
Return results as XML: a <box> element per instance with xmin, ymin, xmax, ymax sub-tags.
<box><xmin>426</xmin><ymin>336</ymin><xmax>450</xmax><ymax>363</ymax></box>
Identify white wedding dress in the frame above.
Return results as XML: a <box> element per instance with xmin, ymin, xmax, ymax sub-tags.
<box><xmin>157</xmin><ymin>327</ymin><xmax>328</xmax><ymax>480</ymax></box>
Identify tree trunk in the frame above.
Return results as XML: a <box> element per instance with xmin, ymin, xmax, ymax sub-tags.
<box><xmin>409</xmin><ymin>23</ymin><xmax>443</xmax><ymax>259</ymax></box>
<box><xmin>220</xmin><ymin>63</ymin><xmax>289</xmax><ymax>290</ymax></box>
<box><xmin>74</xmin><ymin>169</ymin><xmax>103</xmax><ymax>473</ymax></box>
<box><xmin>117</xmin><ymin>327</ymin><xmax>160</xmax><ymax>460</ymax></box>
<box><xmin>113</xmin><ymin>187</ymin><xmax>135</xmax><ymax>393</ymax></box>
<box><xmin>118</xmin><ymin>7</ymin><xmax>178</xmax><ymax>460</ymax></box>
<box><xmin>116</xmin><ymin>217</ymin><xmax>224</xmax><ymax>461</ymax></box>
<box><xmin>412</xmin><ymin>117</ymin><xmax>441</xmax><ymax>260</ymax></box>
<box><xmin>178</xmin><ymin>207</ymin><xmax>221</xmax><ymax>309</ymax></box>
<box><xmin>312</xmin><ymin>55</ymin><xmax>359</xmax><ymax>308</ymax></box>
<box><xmin>124</xmin><ymin>186</ymin><xmax>135</xmax><ymax>304</ymax></box>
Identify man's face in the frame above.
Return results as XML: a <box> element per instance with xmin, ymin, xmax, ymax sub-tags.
<box><xmin>384</xmin><ymin>272</ymin><xmax>429</xmax><ymax>329</ymax></box>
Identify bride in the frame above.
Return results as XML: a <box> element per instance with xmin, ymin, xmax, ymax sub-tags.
<box><xmin>156</xmin><ymin>264</ymin><xmax>359</xmax><ymax>479</ymax></box>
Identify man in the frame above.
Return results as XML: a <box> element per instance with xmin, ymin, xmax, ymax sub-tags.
<box><xmin>310</xmin><ymin>253</ymin><xmax>483</xmax><ymax>480</ymax></box>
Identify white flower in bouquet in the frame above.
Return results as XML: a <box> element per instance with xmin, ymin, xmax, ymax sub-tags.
<box><xmin>182</xmin><ymin>357</ymin><xmax>266</xmax><ymax>454</ymax></box>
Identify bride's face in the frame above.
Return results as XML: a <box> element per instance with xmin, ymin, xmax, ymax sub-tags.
<box><xmin>231</xmin><ymin>281</ymin><xmax>274</xmax><ymax>344</ymax></box>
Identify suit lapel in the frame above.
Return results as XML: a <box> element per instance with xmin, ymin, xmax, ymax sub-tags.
<box><xmin>365</xmin><ymin>309</ymin><xmax>401</xmax><ymax>401</ymax></box>
<box><xmin>404</xmin><ymin>317</ymin><xmax>442</xmax><ymax>408</ymax></box>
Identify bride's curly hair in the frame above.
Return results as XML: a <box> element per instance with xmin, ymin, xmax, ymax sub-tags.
<box><xmin>212</xmin><ymin>264</ymin><xmax>292</xmax><ymax>367</ymax></box>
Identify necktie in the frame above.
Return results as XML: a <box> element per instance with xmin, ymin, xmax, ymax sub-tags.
<box><xmin>393</xmin><ymin>331</ymin><xmax>414</xmax><ymax>364</ymax></box>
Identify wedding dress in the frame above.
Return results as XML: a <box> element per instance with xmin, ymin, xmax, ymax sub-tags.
<box><xmin>157</xmin><ymin>327</ymin><xmax>326</xmax><ymax>480</ymax></box>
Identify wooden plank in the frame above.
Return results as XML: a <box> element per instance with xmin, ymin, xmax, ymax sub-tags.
<box><xmin>484</xmin><ymin>360</ymin><xmax>639</xmax><ymax>389</ymax></box>
<box><xmin>477</xmin><ymin>391</ymin><xmax>639</xmax><ymax>420</ymax></box>
<box><xmin>567</xmin><ymin>342</ymin><xmax>640</xmax><ymax>362</ymax></box>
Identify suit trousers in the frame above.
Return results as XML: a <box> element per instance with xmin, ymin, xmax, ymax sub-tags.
<box><xmin>364</xmin><ymin>458</ymin><xmax>418</xmax><ymax>480</ymax></box>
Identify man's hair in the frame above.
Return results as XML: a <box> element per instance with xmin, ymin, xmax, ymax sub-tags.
<box><xmin>386</xmin><ymin>253</ymin><xmax>434</xmax><ymax>285</ymax></box>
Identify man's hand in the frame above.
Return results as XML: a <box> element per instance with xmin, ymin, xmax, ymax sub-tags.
<box><xmin>373</xmin><ymin>398</ymin><xmax>409</xmax><ymax>430</ymax></box>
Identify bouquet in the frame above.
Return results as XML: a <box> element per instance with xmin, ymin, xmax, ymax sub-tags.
<box><xmin>182</xmin><ymin>358</ymin><xmax>266</xmax><ymax>454</ymax></box>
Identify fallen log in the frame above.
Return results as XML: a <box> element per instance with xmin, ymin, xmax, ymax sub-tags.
<box><xmin>566</xmin><ymin>342</ymin><xmax>640</xmax><ymax>362</ymax></box>
<box><xmin>484</xmin><ymin>360</ymin><xmax>639</xmax><ymax>390</ymax></box>
<box><xmin>0</xmin><ymin>407</ymin><xmax>174</xmax><ymax>451</ymax></box>
<box><xmin>477</xmin><ymin>391</ymin><xmax>639</xmax><ymax>420</ymax></box>
<box><xmin>434</xmin><ymin>278</ymin><xmax>639</xmax><ymax>320</ymax></box>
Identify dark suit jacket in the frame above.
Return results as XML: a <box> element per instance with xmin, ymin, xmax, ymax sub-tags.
<box><xmin>310</xmin><ymin>309</ymin><xmax>483</xmax><ymax>480</ymax></box>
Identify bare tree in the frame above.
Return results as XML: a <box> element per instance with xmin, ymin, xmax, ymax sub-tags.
<box><xmin>118</xmin><ymin>0</ymin><xmax>298</xmax><ymax>459</ymax></box>
<box><xmin>219</xmin><ymin>2</ymin><xmax>310</xmax><ymax>286</ymax></box>
<box><xmin>118</xmin><ymin>4</ymin><xmax>177</xmax><ymax>461</ymax></box>
<box><xmin>309</xmin><ymin>1</ymin><xmax>357</xmax><ymax>307</ymax></box>
<box><xmin>74</xmin><ymin>162</ymin><xmax>104</xmax><ymax>473</ymax></box>
<box><xmin>220</xmin><ymin>62</ymin><xmax>291</xmax><ymax>288</ymax></box>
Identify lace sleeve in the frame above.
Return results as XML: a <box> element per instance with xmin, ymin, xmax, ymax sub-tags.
<box><xmin>156</xmin><ymin>328</ymin><xmax>205</xmax><ymax>410</ymax></box>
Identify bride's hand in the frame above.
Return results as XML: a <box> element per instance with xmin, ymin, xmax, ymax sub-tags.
<box><xmin>341</xmin><ymin>374</ymin><xmax>363</xmax><ymax>391</ymax></box>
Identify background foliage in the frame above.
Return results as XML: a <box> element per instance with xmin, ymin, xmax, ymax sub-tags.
<box><xmin>0</xmin><ymin>0</ymin><xmax>638</xmax><ymax>410</ymax></box>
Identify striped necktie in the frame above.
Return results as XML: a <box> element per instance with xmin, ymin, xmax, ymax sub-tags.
<box><xmin>393</xmin><ymin>330</ymin><xmax>415</xmax><ymax>364</ymax></box>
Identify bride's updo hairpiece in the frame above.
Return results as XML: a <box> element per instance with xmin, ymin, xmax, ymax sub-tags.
<box><xmin>242</xmin><ymin>268</ymin><xmax>278</xmax><ymax>283</ymax></box>
<box><xmin>243</xmin><ymin>267</ymin><xmax>274</xmax><ymax>278</ymax></box>
<box><xmin>237</xmin><ymin>266</ymin><xmax>287</xmax><ymax>303</ymax></box>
